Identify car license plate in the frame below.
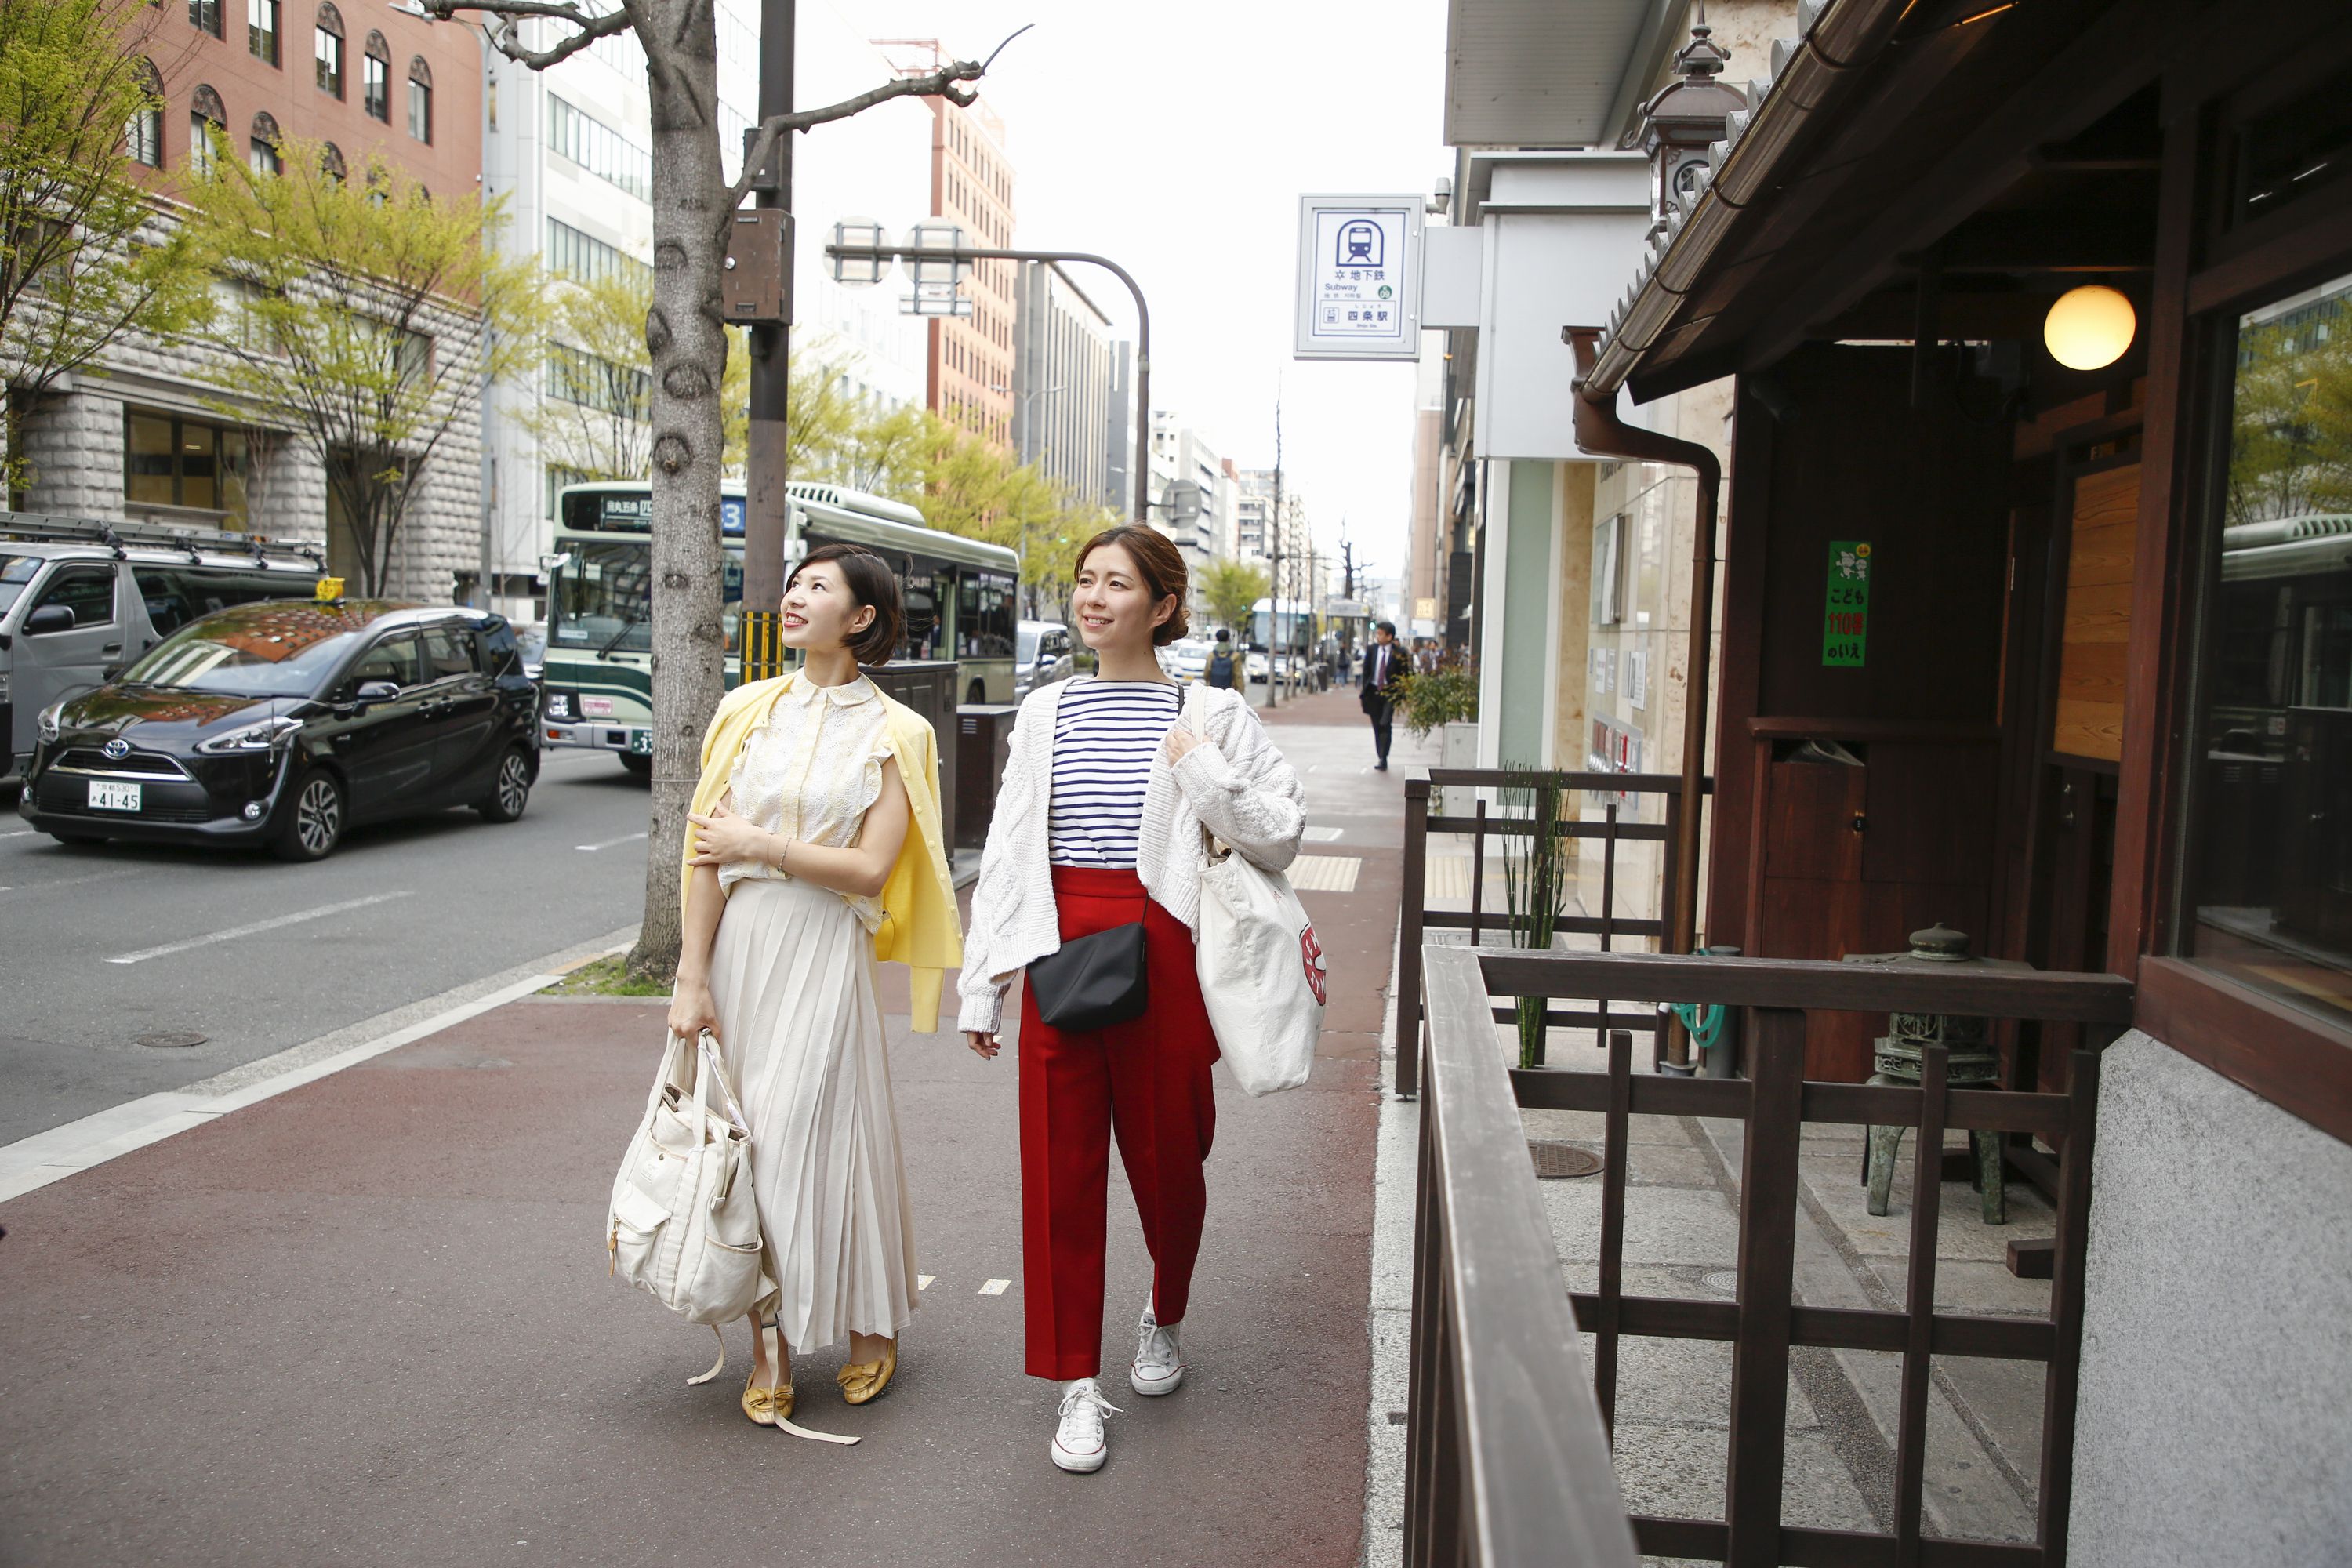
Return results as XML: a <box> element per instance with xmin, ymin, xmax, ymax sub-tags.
<box><xmin>627</xmin><ymin>728</ymin><xmax>653</xmax><ymax>756</ymax></box>
<box><xmin>88</xmin><ymin>780</ymin><xmax>141</xmax><ymax>812</ymax></box>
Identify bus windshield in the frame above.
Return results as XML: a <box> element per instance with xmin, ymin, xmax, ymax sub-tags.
<box><xmin>550</xmin><ymin>538</ymin><xmax>742</xmax><ymax>655</ymax></box>
<box><xmin>551</xmin><ymin>540</ymin><xmax>653</xmax><ymax>654</ymax></box>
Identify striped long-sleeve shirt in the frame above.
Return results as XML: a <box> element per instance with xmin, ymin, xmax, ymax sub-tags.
<box><xmin>1047</xmin><ymin>677</ymin><xmax>1184</xmax><ymax>868</ymax></box>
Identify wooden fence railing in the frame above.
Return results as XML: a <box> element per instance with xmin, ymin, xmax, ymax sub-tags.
<box><xmin>1397</xmin><ymin>768</ymin><xmax>1708</xmax><ymax>1097</ymax></box>
<box><xmin>1410</xmin><ymin>947</ymin><xmax>2132</xmax><ymax>1568</ymax></box>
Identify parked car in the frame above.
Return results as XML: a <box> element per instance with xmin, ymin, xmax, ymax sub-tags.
<box><xmin>19</xmin><ymin>600</ymin><xmax>539</xmax><ymax>862</ymax></box>
<box><xmin>1014</xmin><ymin>619</ymin><xmax>1075</xmax><ymax>701</ymax></box>
<box><xmin>1161</xmin><ymin>637</ymin><xmax>1214</xmax><ymax>682</ymax></box>
<box><xmin>0</xmin><ymin>517</ymin><xmax>324</xmax><ymax>776</ymax></box>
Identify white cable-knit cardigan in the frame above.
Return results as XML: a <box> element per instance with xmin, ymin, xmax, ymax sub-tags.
<box><xmin>956</xmin><ymin>677</ymin><xmax>1307</xmax><ymax>1035</ymax></box>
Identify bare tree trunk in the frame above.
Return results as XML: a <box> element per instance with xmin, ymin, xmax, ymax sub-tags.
<box><xmin>626</xmin><ymin>4</ymin><xmax>728</xmax><ymax>984</ymax></box>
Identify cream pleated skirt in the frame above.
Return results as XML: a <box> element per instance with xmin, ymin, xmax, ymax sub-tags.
<box><xmin>707</xmin><ymin>877</ymin><xmax>917</xmax><ymax>1348</ymax></box>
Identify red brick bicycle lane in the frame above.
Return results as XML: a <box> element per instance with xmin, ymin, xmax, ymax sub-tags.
<box><xmin>0</xmin><ymin>748</ymin><xmax>1396</xmax><ymax>1568</ymax></box>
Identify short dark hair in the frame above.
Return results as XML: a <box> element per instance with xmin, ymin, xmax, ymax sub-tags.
<box><xmin>1375</xmin><ymin>619</ymin><xmax>1396</xmax><ymax>636</ymax></box>
<box><xmin>786</xmin><ymin>543</ymin><xmax>902</xmax><ymax>666</ymax></box>
<box><xmin>1214</xmin><ymin>628</ymin><xmax>1231</xmax><ymax>642</ymax></box>
<box><xmin>1074</xmin><ymin>524</ymin><xmax>1190</xmax><ymax>645</ymax></box>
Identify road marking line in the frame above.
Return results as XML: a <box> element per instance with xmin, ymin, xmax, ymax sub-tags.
<box><xmin>0</xmin><ymin>867</ymin><xmax>141</xmax><ymax>897</ymax></box>
<box><xmin>978</xmin><ymin>1278</ymin><xmax>1010</xmax><ymax>1296</ymax></box>
<box><xmin>918</xmin><ymin>1274</ymin><xmax>935</xmax><ymax>1291</ymax></box>
<box><xmin>0</xmin><ymin>829</ymin><xmax>36</xmax><ymax>838</ymax></box>
<box><xmin>1302</xmin><ymin>825</ymin><xmax>1345</xmax><ymax>843</ymax></box>
<box><xmin>103</xmin><ymin>891</ymin><xmax>414</xmax><ymax>965</ymax></box>
<box><xmin>576</xmin><ymin>831</ymin><xmax>648</xmax><ymax>851</ymax></box>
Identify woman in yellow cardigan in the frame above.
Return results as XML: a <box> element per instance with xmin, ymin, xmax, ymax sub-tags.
<box><xmin>670</xmin><ymin>543</ymin><xmax>962</xmax><ymax>1436</ymax></box>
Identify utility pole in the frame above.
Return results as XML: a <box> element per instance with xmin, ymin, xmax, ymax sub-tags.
<box><xmin>740</xmin><ymin>0</ymin><xmax>795</xmax><ymax>682</ymax></box>
<box><xmin>1267</xmin><ymin>393</ymin><xmax>1283</xmax><ymax>709</ymax></box>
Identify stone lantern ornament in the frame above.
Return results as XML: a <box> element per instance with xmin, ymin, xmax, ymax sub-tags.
<box><xmin>1842</xmin><ymin>923</ymin><xmax>2024</xmax><ymax>1224</ymax></box>
<box><xmin>1639</xmin><ymin>6</ymin><xmax>1748</xmax><ymax>238</ymax></box>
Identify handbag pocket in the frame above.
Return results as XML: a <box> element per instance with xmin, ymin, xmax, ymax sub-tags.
<box><xmin>610</xmin><ymin>1181</ymin><xmax>671</xmax><ymax>1283</ymax></box>
<box><xmin>1028</xmin><ymin>920</ymin><xmax>1149</xmax><ymax>1033</ymax></box>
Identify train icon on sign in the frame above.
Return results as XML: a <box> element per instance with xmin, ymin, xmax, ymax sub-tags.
<box><xmin>1337</xmin><ymin>220</ymin><xmax>1383</xmax><ymax>266</ymax></box>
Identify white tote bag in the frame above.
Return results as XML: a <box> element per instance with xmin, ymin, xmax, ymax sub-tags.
<box><xmin>1190</xmin><ymin>711</ymin><xmax>1324</xmax><ymax>1096</ymax></box>
<box><xmin>606</xmin><ymin>1029</ymin><xmax>770</xmax><ymax>1326</ymax></box>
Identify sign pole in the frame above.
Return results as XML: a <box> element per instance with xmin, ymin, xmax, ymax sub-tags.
<box><xmin>741</xmin><ymin>0</ymin><xmax>795</xmax><ymax>683</ymax></box>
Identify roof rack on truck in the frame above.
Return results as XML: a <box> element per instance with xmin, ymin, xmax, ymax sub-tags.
<box><xmin>0</xmin><ymin>510</ymin><xmax>326</xmax><ymax>567</ymax></box>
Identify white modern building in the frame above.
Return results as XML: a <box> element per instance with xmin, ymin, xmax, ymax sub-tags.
<box><xmin>1011</xmin><ymin>260</ymin><xmax>1124</xmax><ymax>512</ymax></box>
<box><xmin>1146</xmin><ymin>411</ymin><xmax>1236</xmax><ymax>619</ymax></box>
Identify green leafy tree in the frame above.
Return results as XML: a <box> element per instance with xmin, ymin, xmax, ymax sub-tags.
<box><xmin>0</xmin><ymin>0</ymin><xmax>208</xmax><ymax>491</ymax></box>
<box><xmin>524</xmin><ymin>267</ymin><xmax>754</xmax><ymax>480</ymax></box>
<box><xmin>176</xmin><ymin>137</ymin><xmax>544</xmax><ymax>595</ymax></box>
<box><xmin>1201</xmin><ymin>557</ymin><xmax>1271</xmax><ymax>639</ymax></box>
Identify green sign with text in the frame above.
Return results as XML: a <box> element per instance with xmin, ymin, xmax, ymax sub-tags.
<box><xmin>1823</xmin><ymin>540</ymin><xmax>1871</xmax><ymax>666</ymax></box>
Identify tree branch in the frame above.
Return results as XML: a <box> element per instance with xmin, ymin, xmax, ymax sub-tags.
<box><xmin>419</xmin><ymin>0</ymin><xmax>637</xmax><ymax>70</ymax></box>
<box><xmin>720</xmin><ymin>27</ymin><xmax>1029</xmax><ymax>217</ymax></box>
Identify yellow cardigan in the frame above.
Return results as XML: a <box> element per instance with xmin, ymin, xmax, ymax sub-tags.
<box><xmin>680</xmin><ymin>673</ymin><xmax>964</xmax><ymax>1033</ymax></box>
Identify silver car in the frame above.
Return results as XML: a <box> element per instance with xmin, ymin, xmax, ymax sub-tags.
<box><xmin>1014</xmin><ymin>620</ymin><xmax>1075</xmax><ymax>701</ymax></box>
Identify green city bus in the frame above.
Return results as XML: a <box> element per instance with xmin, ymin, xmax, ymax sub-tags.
<box><xmin>539</xmin><ymin>480</ymin><xmax>1020</xmax><ymax>773</ymax></box>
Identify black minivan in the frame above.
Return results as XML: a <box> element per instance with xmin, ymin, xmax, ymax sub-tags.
<box><xmin>19</xmin><ymin>600</ymin><xmax>539</xmax><ymax>861</ymax></box>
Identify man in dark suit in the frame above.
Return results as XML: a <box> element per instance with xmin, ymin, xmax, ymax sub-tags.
<box><xmin>1359</xmin><ymin>620</ymin><xmax>1407</xmax><ymax>771</ymax></box>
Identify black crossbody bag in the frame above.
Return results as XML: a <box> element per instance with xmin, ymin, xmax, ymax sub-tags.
<box><xmin>1027</xmin><ymin>920</ymin><xmax>1149</xmax><ymax>1033</ymax></box>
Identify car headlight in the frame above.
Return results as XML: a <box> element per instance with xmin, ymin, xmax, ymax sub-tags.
<box><xmin>195</xmin><ymin>716</ymin><xmax>303</xmax><ymax>754</ymax></box>
<box><xmin>543</xmin><ymin>691</ymin><xmax>572</xmax><ymax>720</ymax></box>
<box><xmin>35</xmin><ymin>702</ymin><xmax>64</xmax><ymax>743</ymax></box>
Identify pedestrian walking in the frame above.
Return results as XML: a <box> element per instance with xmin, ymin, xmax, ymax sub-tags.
<box><xmin>960</xmin><ymin>524</ymin><xmax>1306</xmax><ymax>1475</ymax></box>
<box><xmin>1359</xmin><ymin>619</ymin><xmax>1408</xmax><ymax>771</ymax></box>
<box><xmin>669</xmin><ymin>543</ymin><xmax>963</xmax><ymax>1436</ymax></box>
<box><xmin>1204</xmin><ymin>628</ymin><xmax>1238</xmax><ymax>690</ymax></box>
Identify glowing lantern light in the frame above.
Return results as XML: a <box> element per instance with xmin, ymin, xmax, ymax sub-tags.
<box><xmin>2043</xmin><ymin>285</ymin><xmax>2137</xmax><ymax>371</ymax></box>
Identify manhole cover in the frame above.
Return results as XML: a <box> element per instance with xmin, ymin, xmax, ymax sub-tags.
<box><xmin>136</xmin><ymin>1031</ymin><xmax>207</xmax><ymax>1050</ymax></box>
<box><xmin>1528</xmin><ymin>1140</ymin><xmax>1604</xmax><ymax>1179</ymax></box>
<box><xmin>1700</xmin><ymin>1269</ymin><xmax>1740</xmax><ymax>1295</ymax></box>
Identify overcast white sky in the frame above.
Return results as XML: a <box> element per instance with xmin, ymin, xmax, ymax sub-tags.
<box><xmin>840</xmin><ymin>0</ymin><xmax>1452</xmax><ymax>590</ymax></box>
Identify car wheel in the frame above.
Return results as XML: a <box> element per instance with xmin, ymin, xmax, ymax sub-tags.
<box><xmin>619</xmin><ymin>752</ymin><xmax>652</xmax><ymax>779</ymax></box>
<box><xmin>270</xmin><ymin>769</ymin><xmax>346</xmax><ymax>862</ymax></box>
<box><xmin>477</xmin><ymin>747</ymin><xmax>533</xmax><ymax>822</ymax></box>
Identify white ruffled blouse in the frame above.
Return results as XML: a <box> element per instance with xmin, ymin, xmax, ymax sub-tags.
<box><xmin>718</xmin><ymin>673</ymin><xmax>893</xmax><ymax>932</ymax></box>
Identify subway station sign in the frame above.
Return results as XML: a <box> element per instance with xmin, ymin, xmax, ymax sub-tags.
<box><xmin>1294</xmin><ymin>194</ymin><xmax>1424</xmax><ymax>361</ymax></box>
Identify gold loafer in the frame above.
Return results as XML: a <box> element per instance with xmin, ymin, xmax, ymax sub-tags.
<box><xmin>742</xmin><ymin>1319</ymin><xmax>795</xmax><ymax>1425</ymax></box>
<box><xmin>837</xmin><ymin>1341</ymin><xmax>898</xmax><ymax>1406</ymax></box>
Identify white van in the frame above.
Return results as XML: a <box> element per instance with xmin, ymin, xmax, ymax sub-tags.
<box><xmin>1</xmin><ymin>514</ymin><xmax>325</xmax><ymax>775</ymax></box>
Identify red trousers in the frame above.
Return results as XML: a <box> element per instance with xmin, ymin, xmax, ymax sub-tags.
<box><xmin>1018</xmin><ymin>866</ymin><xmax>1219</xmax><ymax>1381</ymax></box>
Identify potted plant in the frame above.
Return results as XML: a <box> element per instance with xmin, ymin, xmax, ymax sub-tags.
<box><xmin>1499</xmin><ymin>765</ymin><xmax>1567</xmax><ymax>1068</ymax></box>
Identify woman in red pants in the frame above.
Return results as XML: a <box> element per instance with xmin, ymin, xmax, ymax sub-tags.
<box><xmin>960</xmin><ymin>524</ymin><xmax>1306</xmax><ymax>1473</ymax></box>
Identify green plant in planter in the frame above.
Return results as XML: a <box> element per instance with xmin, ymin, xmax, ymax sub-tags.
<box><xmin>1498</xmin><ymin>765</ymin><xmax>1567</xmax><ymax>1068</ymax></box>
<box><xmin>1396</xmin><ymin>661</ymin><xmax>1478</xmax><ymax>739</ymax></box>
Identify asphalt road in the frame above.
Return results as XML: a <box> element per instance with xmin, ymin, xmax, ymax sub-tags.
<box><xmin>0</xmin><ymin>748</ymin><xmax>655</xmax><ymax>1148</ymax></box>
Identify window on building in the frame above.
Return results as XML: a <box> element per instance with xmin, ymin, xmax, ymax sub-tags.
<box><xmin>249</xmin><ymin>111</ymin><xmax>281</xmax><ymax>175</ymax></box>
<box><xmin>188</xmin><ymin>0</ymin><xmax>220</xmax><ymax>38</ymax></box>
<box><xmin>125</xmin><ymin>410</ymin><xmax>251</xmax><ymax>524</ymax></box>
<box><xmin>544</xmin><ymin>217</ymin><xmax>652</xmax><ymax>287</ymax></box>
<box><xmin>547</xmin><ymin>343</ymin><xmax>651</xmax><ymax>418</ymax></box>
<box><xmin>319</xmin><ymin>140</ymin><xmax>346</xmax><ymax>182</ymax></box>
<box><xmin>125</xmin><ymin>59</ymin><xmax>163</xmax><ymax>167</ymax></box>
<box><xmin>249</xmin><ymin>0</ymin><xmax>279</xmax><ymax>64</ymax></box>
<box><xmin>188</xmin><ymin>85</ymin><xmax>226</xmax><ymax>178</ymax></box>
<box><xmin>546</xmin><ymin>93</ymin><xmax>650</xmax><ymax>200</ymax></box>
<box><xmin>407</xmin><ymin>56</ymin><xmax>431</xmax><ymax>143</ymax></box>
<box><xmin>314</xmin><ymin>3</ymin><xmax>343</xmax><ymax>97</ymax></box>
<box><xmin>2180</xmin><ymin>265</ymin><xmax>2352</xmax><ymax>1029</ymax></box>
<box><xmin>362</xmin><ymin>32</ymin><xmax>390</xmax><ymax>122</ymax></box>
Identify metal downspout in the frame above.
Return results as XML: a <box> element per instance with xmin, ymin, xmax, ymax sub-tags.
<box><xmin>1566</xmin><ymin>325</ymin><xmax>1719</xmax><ymax>1071</ymax></box>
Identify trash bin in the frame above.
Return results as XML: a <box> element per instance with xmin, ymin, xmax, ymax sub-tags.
<box><xmin>956</xmin><ymin>705</ymin><xmax>1017</xmax><ymax>851</ymax></box>
<box><xmin>866</xmin><ymin>660</ymin><xmax>959</xmax><ymax>850</ymax></box>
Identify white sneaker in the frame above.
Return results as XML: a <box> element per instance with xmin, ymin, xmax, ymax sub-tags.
<box><xmin>1131</xmin><ymin>1304</ymin><xmax>1185</xmax><ymax>1396</ymax></box>
<box><xmin>1051</xmin><ymin>1377</ymin><xmax>1119</xmax><ymax>1473</ymax></box>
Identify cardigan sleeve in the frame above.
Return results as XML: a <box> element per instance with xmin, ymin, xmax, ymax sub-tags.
<box><xmin>955</xmin><ymin>697</ymin><xmax>1035</xmax><ymax>1035</ymax></box>
<box><xmin>1171</xmin><ymin>698</ymin><xmax>1306</xmax><ymax>872</ymax></box>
